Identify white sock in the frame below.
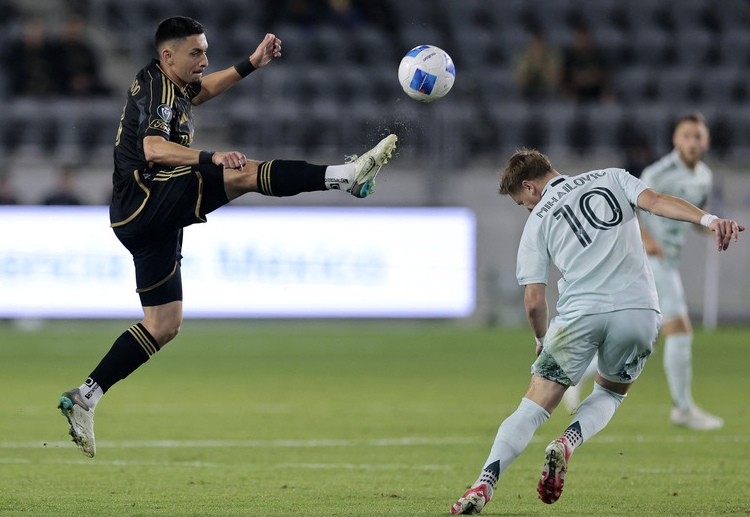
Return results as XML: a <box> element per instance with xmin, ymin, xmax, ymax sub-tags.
<box><xmin>480</xmin><ymin>397</ymin><xmax>550</xmax><ymax>483</ymax></box>
<box><xmin>564</xmin><ymin>383</ymin><xmax>625</xmax><ymax>452</ymax></box>
<box><xmin>663</xmin><ymin>333</ymin><xmax>693</xmax><ymax>410</ymax></box>
<box><xmin>78</xmin><ymin>379</ymin><xmax>103</xmax><ymax>410</ymax></box>
<box><xmin>323</xmin><ymin>164</ymin><xmax>355</xmax><ymax>191</ymax></box>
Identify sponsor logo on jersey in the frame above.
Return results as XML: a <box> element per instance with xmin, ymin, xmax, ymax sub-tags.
<box><xmin>150</xmin><ymin>119</ymin><xmax>169</xmax><ymax>133</ymax></box>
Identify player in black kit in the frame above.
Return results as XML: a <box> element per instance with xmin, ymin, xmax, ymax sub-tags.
<box><xmin>57</xmin><ymin>16</ymin><xmax>397</xmax><ymax>457</ymax></box>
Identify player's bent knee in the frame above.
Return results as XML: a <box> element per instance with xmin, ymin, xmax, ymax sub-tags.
<box><xmin>224</xmin><ymin>161</ymin><xmax>261</xmax><ymax>199</ymax></box>
<box><xmin>146</xmin><ymin>319</ymin><xmax>181</xmax><ymax>347</ymax></box>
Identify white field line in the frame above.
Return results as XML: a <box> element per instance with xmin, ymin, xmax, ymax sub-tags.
<box><xmin>2</xmin><ymin>435</ymin><xmax>747</xmax><ymax>470</ymax></box>
<box><xmin>0</xmin><ymin>436</ymin><xmax>482</xmax><ymax>450</ymax></box>
<box><xmin>1</xmin><ymin>433</ymin><xmax>748</xmax><ymax>451</ymax></box>
<box><xmin>0</xmin><ymin>457</ymin><xmax>447</xmax><ymax>470</ymax></box>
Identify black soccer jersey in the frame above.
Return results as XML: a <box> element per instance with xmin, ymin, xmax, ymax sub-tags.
<box><xmin>110</xmin><ymin>59</ymin><xmax>202</xmax><ymax>226</ymax></box>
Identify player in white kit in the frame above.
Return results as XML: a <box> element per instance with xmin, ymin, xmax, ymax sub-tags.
<box><xmin>639</xmin><ymin>112</ymin><xmax>722</xmax><ymax>430</ymax></box>
<box><xmin>450</xmin><ymin>149</ymin><xmax>743</xmax><ymax>514</ymax></box>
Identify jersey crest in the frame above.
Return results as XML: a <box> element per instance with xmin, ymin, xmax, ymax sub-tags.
<box><xmin>156</xmin><ymin>104</ymin><xmax>173</xmax><ymax>122</ymax></box>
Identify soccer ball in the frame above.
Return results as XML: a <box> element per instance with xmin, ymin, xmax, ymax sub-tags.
<box><xmin>398</xmin><ymin>45</ymin><xmax>455</xmax><ymax>102</ymax></box>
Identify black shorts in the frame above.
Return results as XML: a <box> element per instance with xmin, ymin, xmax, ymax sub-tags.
<box><xmin>112</xmin><ymin>163</ymin><xmax>228</xmax><ymax>305</ymax></box>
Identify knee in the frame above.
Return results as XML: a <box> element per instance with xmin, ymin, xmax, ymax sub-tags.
<box><xmin>143</xmin><ymin>317</ymin><xmax>182</xmax><ymax>347</ymax></box>
<box><xmin>160</xmin><ymin>322</ymin><xmax>181</xmax><ymax>346</ymax></box>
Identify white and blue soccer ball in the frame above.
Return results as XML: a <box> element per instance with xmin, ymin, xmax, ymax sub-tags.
<box><xmin>398</xmin><ymin>45</ymin><xmax>456</xmax><ymax>102</ymax></box>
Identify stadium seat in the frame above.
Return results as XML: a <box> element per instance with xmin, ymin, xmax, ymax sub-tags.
<box><xmin>613</xmin><ymin>66</ymin><xmax>658</xmax><ymax>105</ymax></box>
<box><xmin>628</xmin><ymin>29</ymin><xmax>672</xmax><ymax>66</ymax></box>
<box><xmin>700</xmin><ymin>68</ymin><xmax>745</xmax><ymax>107</ymax></box>
<box><xmin>656</xmin><ymin>67</ymin><xmax>703</xmax><ymax>104</ymax></box>
<box><xmin>452</xmin><ymin>27</ymin><xmax>508</xmax><ymax>71</ymax></box>
<box><xmin>718</xmin><ymin>28</ymin><xmax>750</xmax><ymax>67</ymax></box>
<box><xmin>673</xmin><ymin>28</ymin><xmax>715</xmax><ymax>67</ymax></box>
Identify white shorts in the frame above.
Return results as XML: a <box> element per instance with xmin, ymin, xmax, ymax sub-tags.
<box><xmin>648</xmin><ymin>257</ymin><xmax>688</xmax><ymax>320</ymax></box>
<box><xmin>531</xmin><ymin>308</ymin><xmax>662</xmax><ymax>386</ymax></box>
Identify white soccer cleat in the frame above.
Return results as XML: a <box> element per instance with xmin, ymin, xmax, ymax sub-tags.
<box><xmin>58</xmin><ymin>388</ymin><xmax>96</xmax><ymax>457</ymax></box>
<box><xmin>670</xmin><ymin>406</ymin><xmax>724</xmax><ymax>431</ymax></box>
<box><xmin>346</xmin><ymin>134</ymin><xmax>398</xmax><ymax>198</ymax></box>
<box><xmin>450</xmin><ymin>482</ymin><xmax>493</xmax><ymax>515</ymax></box>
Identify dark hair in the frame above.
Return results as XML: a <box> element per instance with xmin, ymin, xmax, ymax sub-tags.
<box><xmin>674</xmin><ymin>111</ymin><xmax>708</xmax><ymax>131</ymax></box>
<box><xmin>154</xmin><ymin>16</ymin><xmax>204</xmax><ymax>51</ymax></box>
<box><xmin>499</xmin><ymin>148</ymin><xmax>554</xmax><ymax>195</ymax></box>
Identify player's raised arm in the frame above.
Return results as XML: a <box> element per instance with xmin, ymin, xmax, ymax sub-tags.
<box><xmin>637</xmin><ymin>188</ymin><xmax>744</xmax><ymax>251</ymax></box>
<box><xmin>193</xmin><ymin>33</ymin><xmax>281</xmax><ymax>105</ymax></box>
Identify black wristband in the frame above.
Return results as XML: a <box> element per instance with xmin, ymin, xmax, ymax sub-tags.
<box><xmin>199</xmin><ymin>150</ymin><xmax>214</xmax><ymax>165</ymax></box>
<box><xmin>234</xmin><ymin>59</ymin><xmax>256</xmax><ymax>78</ymax></box>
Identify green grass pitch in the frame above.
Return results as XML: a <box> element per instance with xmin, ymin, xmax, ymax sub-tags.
<box><xmin>0</xmin><ymin>320</ymin><xmax>748</xmax><ymax>516</ymax></box>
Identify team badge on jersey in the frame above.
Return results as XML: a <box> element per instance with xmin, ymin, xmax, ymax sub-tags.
<box><xmin>157</xmin><ymin>104</ymin><xmax>173</xmax><ymax>122</ymax></box>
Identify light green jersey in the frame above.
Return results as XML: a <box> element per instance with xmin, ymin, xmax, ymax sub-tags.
<box><xmin>639</xmin><ymin>150</ymin><xmax>713</xmax><ymax>267</ymax></box>
<box><xmin>516</xmin><ymin>168</ymin><xmax>659</xmax><ymax>317</ymax></box>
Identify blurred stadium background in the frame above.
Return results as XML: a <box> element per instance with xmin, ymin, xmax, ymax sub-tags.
<box><xmin>1</xmin><ymin>0</ymin><xmax>750</xmax><ymax>325</ymax></box>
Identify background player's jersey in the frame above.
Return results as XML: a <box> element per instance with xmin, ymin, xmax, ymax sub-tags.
<box><xmin>110</xmin><ymin>59</ymin><xmax>202</xmax><ymax>226</ymax></box>
<box><xmin>516</xmin><ymin>168</ymin><xmax>659</xmax><ymax>317</ymax></box>
<box><xmin>638</xmin><ymin>150</ymin><xmax>712</xmax><ymax>267</ymax></box>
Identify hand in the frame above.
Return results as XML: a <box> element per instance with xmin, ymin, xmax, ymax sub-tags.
<box><xmin>212</xmin><ymin>151</ymin><xmax>247</xmax><ymax>170</ymax></box>
<box><xmin>643</xmin><ymin>239</ymin><xmax>665</xmax><ymax>258</ymax></box>
<box><xmin>709</xmin><ymin>218</ymin><xmax>745</xmax><ymax>251</ymax></box>
<box><xmin>249</xmin><ymin>33</ymin><xmax>281</xmax><ymax>69</ymax></box>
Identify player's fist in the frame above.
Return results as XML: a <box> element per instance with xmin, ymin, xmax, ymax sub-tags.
<box><xmin>250</xmin><ymin>33</ymin><xmax>281</xmax><ymax>69</ymax></box>
<box><xmin>213</xmin><ymin>151</ymin><xmax>247</xmax><ymax>170</ymax></box>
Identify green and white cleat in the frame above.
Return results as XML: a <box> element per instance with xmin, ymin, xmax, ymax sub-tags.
<box><xmin>58</xmin><ymin>388</ymin><xmax>96</xmax><ymax>458</ymax></box>
<box><xmin>346</xmin><ymin>134</ymin><xmax>398</xmax><ymax>198</ymax></box>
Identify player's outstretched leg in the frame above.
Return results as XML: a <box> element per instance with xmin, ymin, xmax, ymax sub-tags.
<box><xmin>346</xmin><ymin>134</ymin><xmax>397</xmax><ymax>198</ymax></box>
<box><xmin>537</xmin><ymin>437</ymin><xmax>571</xmax><ymax>504</ymax></box>
<box><xmin>58</xmin><ymin>388</ymin><xmax>96</xmax><ymax>458</ymax></box>
<box><xmin>450</xmin><ymin>483</ymin><xmax>493</xmax><ymax>515</ymax></box>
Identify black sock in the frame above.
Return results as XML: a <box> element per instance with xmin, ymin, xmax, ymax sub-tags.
<box><xmin>257</xmin><ymin>160</ymin><xmax>326</xmax><ymax>197</ymax></box>
<box><xmin>88</xmin><ymin>323</ymin><xmax>160</xmax><ymax>393</ymax></box>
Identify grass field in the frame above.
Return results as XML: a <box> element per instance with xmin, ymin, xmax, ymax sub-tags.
<box><xmin>0</xmin><ymin>320</ymin><xmax>748</xmax><ymax>516</ymax></box>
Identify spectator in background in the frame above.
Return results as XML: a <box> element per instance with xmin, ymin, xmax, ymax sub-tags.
<box><xmin>41</xmin><ymin>165</ymin><xmax>84</xmax><ymax>205</ymax></box>
<box><xmin>0</xmin><ymin>173</ymin><xmax>19</xmax><ymax>205</ymax></box>
<box><xmin>5</xmin><ymin>18</ymin><xmax>60</xmax><ymax>97</ymax></box>
<box><xmin>55</xmin><ymin>16</ymin><xmax>110</xmax><ymax>96</ymax></box>
<box><xmin>514</xmin><ymin>30</ymin><xmax>561</xmax><ymax>101</ymax></box>
<box><xmin>561</xmin><ymin>23</ymin><xmax>613</xmax><ymax>103</ymax></box>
